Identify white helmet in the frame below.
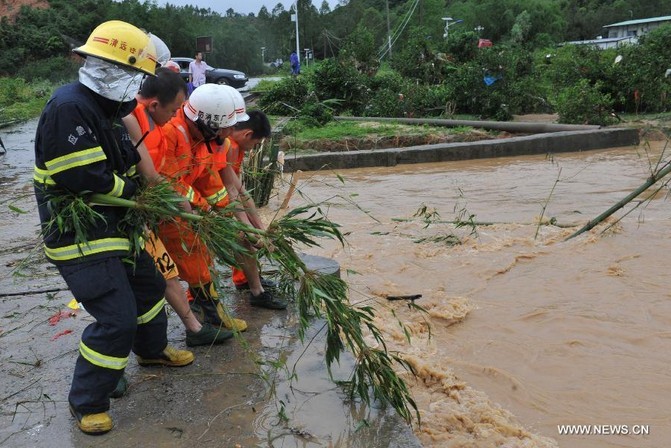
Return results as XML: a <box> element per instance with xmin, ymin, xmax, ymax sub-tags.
<box><xmin>184</xmin><ymin>84</ymin><xmax>237</xmax><ymax>129</ymax></box>
<box><xmin>221</xmin><ymin>85</ymin><xmax>249</xmax><ymax>122</ymax></box>
<box><xmin>148</xmin><ymin>33</ymin><xmax>171</xmax><ymax>67</ymax></box>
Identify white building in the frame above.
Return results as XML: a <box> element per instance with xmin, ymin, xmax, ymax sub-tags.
<box><xmin>604</xmin><ymin>15</ymin><xmax>671</xmax><ymax>39</ymax></box>
<box><xmin>563</xmin><ymin>15</ymin><xmax>671</xmax><ymax>49</ymax></box>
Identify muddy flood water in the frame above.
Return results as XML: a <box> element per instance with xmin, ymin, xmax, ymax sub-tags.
<box><xmin>2</xmin><ymin>118</ymin><xmax>671</xmax><ymax>448</ymax></box>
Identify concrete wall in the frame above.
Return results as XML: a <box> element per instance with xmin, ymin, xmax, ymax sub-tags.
<box><xmin>282</xmin><ymin>127</ymin><xmax>640</xmax><ymax>173</ymax></box>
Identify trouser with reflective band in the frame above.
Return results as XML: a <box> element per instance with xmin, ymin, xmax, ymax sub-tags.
<box><xmin>58</xmin><ymin>250</ymin><xmax>167</xmax><ymax>415</ymax></box>
<box><xmin>158</xmin><ymin>219</ymin><xmax>212</xmax><ymax>285</ymax></box>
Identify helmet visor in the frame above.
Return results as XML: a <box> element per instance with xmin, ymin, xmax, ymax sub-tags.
<box><xmin>79</xmin><ymin>56</ymin><xmax>144</xmax><ymax>102</ymax></box>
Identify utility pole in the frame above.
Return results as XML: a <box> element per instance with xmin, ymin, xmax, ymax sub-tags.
<box><xmin>385</xmin><ymin>0</ymin><xmax>392</xmax><ymax>58</ymax></box>
<box><xmin>292</xmin><ymin>1</ymin><xmax>300</xmax><ymax>60</ymax></box>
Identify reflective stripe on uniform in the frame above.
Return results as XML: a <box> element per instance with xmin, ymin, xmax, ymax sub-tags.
<box><xmin>79</xmin><ymin>340</ymin><xmax>128</xmax><ymax>370</ymax></box>
<box><xmin>44</xmin><ymin>238</ymin><xmax>131</xmax><ymax>261</ymax></box>
<box><xmin>107</xmin><ymin>174</ymin><xmax>125</xmax><ymax>197</ymax></box>
<box><xmin>185</xmin><ymin>186</ymin><xmax>195</xmax><ymax>202</ymax></box>
<box><xmin>126</xmin><ymin>166</ymin><xmax>137</xmax><ymax>177</ymax></box>
<box><xmin>137</xmin><ymin>298</ymin><xmax>166</xmax><ymax>325</ymax></box>
<box><xmin>205</xmin><ymin>187</ymin><xmax>228</xmax><ymax>204</ymax></box>
<box><xmin>44</xmin><ymin>146</ymin><xmax>107</xmax><ymax>175</ymax></box>
<box><xmin>175</xmin><ymin>124</ymin><xmax>191</xmax><ymax>146</ymax></box>
<box><xmin>33</xmin><ymin>166</ymin><xmax>56</xmax><ymax>185</ymax></box>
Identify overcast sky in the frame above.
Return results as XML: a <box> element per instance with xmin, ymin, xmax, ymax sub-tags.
<box><xmin>158</xmin><ymin>1</ymin><xmax>340</xmax><ymax>16</ymax></box>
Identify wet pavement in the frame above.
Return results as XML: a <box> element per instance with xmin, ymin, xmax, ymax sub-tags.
<box><xmin>0</xmin><ymin>119</ymin><xmax>421</xmax><ymax>447</ymax></box>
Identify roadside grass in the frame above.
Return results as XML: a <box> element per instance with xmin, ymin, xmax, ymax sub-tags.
<box><xmin>252</xmin><ymin>78</ymin><xmax>284</xmax><ymax>93</ymax></box>
<box><xmin>289</xmin><ymin>120</ymin><xmax>476</xmax><ymax>140</ymax></box>
<box><xmin>277</xmin><ymin>119</ymin><xmax>489</xmax><ymax>153</ymax></box>
<box><xmin>618</xmin><ymin>111</ymin><xmax>671</xmax><ymax>126</ymax></box>
<box><xmin>0</xmin><ymin>78</ymin><xmax>55</xmax><ymax>127</ymax></box>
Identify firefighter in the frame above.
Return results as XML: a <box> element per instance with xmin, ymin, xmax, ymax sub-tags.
<box><xmin>122</xmin><ymin>65</ymin><xmax>234</xmax><ymax>346</ymax></box>
<box><xmin>33</xmin><ymin>20</ymin><xmax>193</xmax><ymax>435</ymax></box>
<box><xmin>215</xmin><ymin>91</ymin><xmax>287</xmax><ymax>310</ymax></box>
<box><xmin>157</xmin><ymin>83</ymin><xmax>248</xmax><ymax>332</ymax></box>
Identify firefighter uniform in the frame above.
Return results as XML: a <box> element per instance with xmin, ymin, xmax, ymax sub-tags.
<box><xmin>129</xmin><ymin>102</ymin><xmax>180</xmax><ymax>282</ymax></box>
<box><xmin>215</xmin><ymin>138</ymin><xmax>248</xmax><ymax>288</ymax></box>
<box><xmin>154</xmin><ymin>107</ymin><xmax>250</xmax><ymax>330</ymax></box>
<box><xmin>157</xmin><ymin>107</ymin><xmax>230</xmax><ymax>285</ymax></box>
<box><xmin>34</xmin><ymin>82</ymin><xmax>169</xmax><ymax>416</ymax></box>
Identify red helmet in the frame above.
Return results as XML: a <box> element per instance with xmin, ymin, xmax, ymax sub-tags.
<box><xmin>164</xmin><ymin>60</ymin><xmax>180</xmax><ymax>73</ymax></box>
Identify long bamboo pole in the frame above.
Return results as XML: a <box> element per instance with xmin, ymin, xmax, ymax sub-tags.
<box><xmin>565</xmin><ymin>162</ymin><xmax>671</xmax><ymax>240</ymax></box>
<box><xmin>281</xmin><ymin>170</ymin><xmax>302</xmax><ymax>209</ymax></box>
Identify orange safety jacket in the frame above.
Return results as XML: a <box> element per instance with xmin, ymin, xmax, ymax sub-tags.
<box><xmin>130</xmin><ymin>102</ymin><xmax>166</xmax><ymax>172</ymax></box>
<box><xmin>161</xmin><ymin>108</ymin><xmax>230</xmax><ymax>210</ymax></box>
<box><xmin>226</xmin><ymin>138</ymin><xmax>245</xmax><ymax>176</ymax></box>
<box><xmin>222</xmin><ymin>137</ymin><xmax>249</xmax><ymax>287</ymax></box>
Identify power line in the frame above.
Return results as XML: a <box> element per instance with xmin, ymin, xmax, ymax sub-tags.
<box><xmin>378</xmin><ymin>0</ymin><xmax>420</xmax><ymax>60</ymax></box>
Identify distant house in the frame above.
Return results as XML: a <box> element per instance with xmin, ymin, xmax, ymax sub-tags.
<box><xmin>561</xmin><ymin>36</ymin><xmax>631</xmax><ymax>49</ymax></box>
<box><xmin>562</xmin><ymin>15</ymin><xmax>671</xmax><ymax>49</ymax></box>
<box><xmin>604</xmin><ymin>15</ymin><xmax>671</xmax><ymax>40</ymax></box>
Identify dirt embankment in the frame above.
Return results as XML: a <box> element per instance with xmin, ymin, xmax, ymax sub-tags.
<box><xmin>0</xmin><ymin>0</ymin><xmax>49</xmax><ymax>20</ymax></box>
<box><xmin>281</xmin><ymin>129</ymin><xmax>511</xmax><ymax>152</ymax></box>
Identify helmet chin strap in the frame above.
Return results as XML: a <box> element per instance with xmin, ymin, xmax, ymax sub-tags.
<box><xmin>195</xmin><ymin>119</ymin><xmax>223</xmax><ymax>151</ymax></box>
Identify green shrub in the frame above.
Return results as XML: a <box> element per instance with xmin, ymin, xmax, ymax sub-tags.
<box><xmin>554</xmin><ymin>79</ymin><xmax>616</xmax><ymax>125</ymax></box>
<box><xmin>0</xmin><ymin>77</ymin><xmax>55</xmax><ymax>124</ymax></box>
<box><xmin>298</xmin><ymin>97</ymin><xmax>334</xmax><ymax>127</ymax></box>
<box><xmin>368</xmin><ymin>70</ymin><xmax>408</xmax><ymax>94</ymax></box>
<box><xmin>258</xmin><ymin>76</ymin><xmax>310</xmax><ymax>115</ymax></box>
<box><xmin>614</xmin><ymin>24</ymin><xmax>671</xmax><ymax>113</ymax></box>
<box><xmin>310</xmin><ymin>58</ymin><xmax>369</xmax><ymax>115</ymax></box>
<box><xmin>17</xmin><ymin>56</ymin><xmax>80</xmax><ymax>83</ymax></box>
<box><xmin>365</xmin><ymin>88</ymin><xmax>407</xmax><ymax>117</ymax></box>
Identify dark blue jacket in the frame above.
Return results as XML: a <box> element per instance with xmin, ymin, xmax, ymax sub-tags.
<box><xmin>34</xmin><ymin>82</ymin><xmax>140</xmax><ymax>265</ymax></box>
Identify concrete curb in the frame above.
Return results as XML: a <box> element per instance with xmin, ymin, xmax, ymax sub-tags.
<box><xmin>283</xmin><ymin>127</ymin><xmax>640</xmax><ymax>172</ymax></box>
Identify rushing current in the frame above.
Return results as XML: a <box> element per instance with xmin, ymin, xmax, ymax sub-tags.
<box><xmin>273</xmin><ymin>140</ymin><xmax>671</xmax><ymax>448</ymax></box>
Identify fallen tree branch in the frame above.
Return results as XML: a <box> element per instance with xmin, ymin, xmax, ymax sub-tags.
<box><xmin>565</xmin><ymin>160</ymin><xmax>671</xmax><ymax>241</ymax></box>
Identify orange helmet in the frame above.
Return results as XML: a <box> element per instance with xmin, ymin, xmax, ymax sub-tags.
<box><xmin>74</xmin><ymin>20</ymin><xmax>157</xmax><ymax>75</ymax></box>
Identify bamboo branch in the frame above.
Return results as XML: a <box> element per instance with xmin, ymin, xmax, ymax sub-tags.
<box><xmin>88</xmin><ymin>194</ymin><xmax>199</xmax><ymax>222</ymax></box>
<box><xmin>565</xmin><ymin>161</ymin><xmax>671</xmax><ymax>240</ymax></box>
<box><xmin>281</xmin><ymin>170</ymin><xmax>302</xmax><ymax>209</ymax></box>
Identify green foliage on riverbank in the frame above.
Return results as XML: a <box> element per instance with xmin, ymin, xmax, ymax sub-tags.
<box><xmin>0</xmin><ymin>77</ymin><xmax>55</xmax><ymax>126</ymax></box>
<box><xmin>258</xmin><ymin>22</ymin><xmax>671</xmax><ymax>126</ymax></box>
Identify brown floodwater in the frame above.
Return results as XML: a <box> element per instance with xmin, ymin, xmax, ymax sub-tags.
<box><xmin>271</xmin><ymin>141</ymin><xmax>671</xmax><ymax>447</ymax></box>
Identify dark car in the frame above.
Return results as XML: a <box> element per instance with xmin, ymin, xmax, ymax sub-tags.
<box><xmin>170</xmin><ymin>57</ymin><xmax>248</xmax><ymax>88</ymax></box>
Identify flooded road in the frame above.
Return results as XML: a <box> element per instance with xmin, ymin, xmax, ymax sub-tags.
<box><xmin>282</xmin><ymin>140</ymin><xmax>671</xmax><ymax>447</ymax></box>
<box><xmin>2</xmin><ymin>118</ymin><xmax>670</xmax><ymax>447</ymax></box>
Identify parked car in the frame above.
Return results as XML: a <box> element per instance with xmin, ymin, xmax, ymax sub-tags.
<box><xmin>170</xmin><ymin>57</ymin><xmax>248</xmax><ymax>88</ymax></box>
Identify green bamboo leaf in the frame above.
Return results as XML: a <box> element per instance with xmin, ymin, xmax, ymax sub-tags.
<box><xmin>8</xmin><ymin>204</ymin><xmax>28</xmax><ymax>214</ymax></box>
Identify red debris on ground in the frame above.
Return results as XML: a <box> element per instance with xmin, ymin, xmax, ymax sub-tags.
<box><xmin>51</xmin><ymin>329</ymin><xmax>73</xmax><ymax>341</ymax></box>
<box><xmin>48</xmin><ymin>310</ymin><xmax>77</xmax><ymax>326</ymax></box>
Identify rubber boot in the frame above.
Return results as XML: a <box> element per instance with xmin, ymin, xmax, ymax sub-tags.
<box><xmin>189</xmin><ymin>283</ymin><xmax>248</xmax><ymax>332</ymax></box>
